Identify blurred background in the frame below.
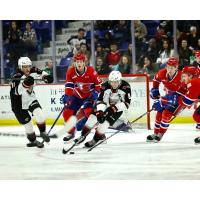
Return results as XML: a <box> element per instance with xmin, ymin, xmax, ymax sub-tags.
<box><xmin>0</xmin><ymin>20</ymin><xmax>200</xmax><ymax>83</ymax></box>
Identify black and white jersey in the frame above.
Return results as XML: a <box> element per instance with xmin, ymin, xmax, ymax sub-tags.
<box><xmin>10</xmin><ymin>67</ymin><xmax>48</xmax><ymax>110</ymax></box>
<box><xmin>97</xmin><ymin>80</ymin><xmax>131</xmax><ymax>112</ymax></box>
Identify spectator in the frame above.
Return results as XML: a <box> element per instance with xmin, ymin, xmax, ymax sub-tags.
<box><xmin>156</xmin><ymin>39</ymin><xmax>174</xmax><ymax>69</ymax></box>
<box><xmin>106</xmin><ymin>42</ymin><xmax>121</xmax><ymax>71</ymax></box>
<box><xmin>136</xmin><ymin>56</ymin><xmax>156</xmax><ymax>79</ymax></box>
<box><xmin>178</xmin><ymin>39</ymin><xmax>193</xmax><ymax>69</ymax></box>
<box><xmin>118</xmin><ymin>55</ymin><xmax>131</xmax><ymax>74</ymax></box>
<box><xmin>22</xmin><ymin>22</ymin><xmax>37</xmax><ymax>60</ymax></box>
<box><xmin>154</xmin><ymin>24</ymin><xmax>168</xmax><ymax>49</ymax></box>
<box><xmin>95</xmin><ymin>43</ymin><xmax>107</xmax><ymax>62</ymax></box>
<box><xmin>196</xmin><ymin>38</ymin><xmax>200</xmax><ymax>50</ymax></box>
<box><xmin>123</xmin><ymin>42</ymin><xmax>132</xmax><ymax>64</ymax></box>
<box><xmin>67</xmin><ymin>28</ymin><xmax>86</xmax><ymax>55</ymax></box>
<box><xmin>78</xmin><ymin>43</ymin><xmax>91</xmax><ymax>65</ymax></box>
<box><xmin>134</xmin><ymin>20</ymin><xmax>147</xmax><ymax>42</ymax></box>
<box><xmin>6</xmin><ymin>21</ymin><xmax>23</xmax><ymax>68</ymax></box>
<box><xmin>44</xmin><ymin>59</ymin><xmax>53</xmax><ymax>76</ymax></box>
<box><xmin>133</xmin><ymin>20</ymin><xmax>147</xmax><ymax>62</ymax></box>
<box><xmin>95</xmin><ymin>57</ymin><xmax>110</xmax><ymax>75</ymax></box>
<box><xmin>113</xmin><ymin>20</ymin><xmax>130</xmax><ymax>43</ymax></box>
<box><xmin>101</xmin><ymin>31</ymin><xmax>114</xmax><ymax>51</ymax></box>
<box><xmin>187</xmin><ymin>26</ymin><xmax>200</xmax><ymax>50</ymax></box>
<box><xmin>139</xmin><ymin>38</ymin><xmax>159</xmax><ymax>65</ymax></box>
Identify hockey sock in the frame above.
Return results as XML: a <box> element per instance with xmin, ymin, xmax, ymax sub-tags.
<box><xmin>154</xmin><ymin>111</ymin><xmax>162</xmax><ymax>134</ymax></box>
<box><xmin>159</xmin><ymin>110</ymin><xmax>173</xmax><ymax>135</ymax></box>
<box><xmin>81</xmin><ymin>126</ymin><xmax>91</xmax><ymax>136</ymax></box>
<box><xmin>27</xmin><ymin>133</ymin><xmax>36</xmax><ymax>142</ymax></box>
<box><xmin>37</xmin><ymin>122</ymin><xmax>46</xmax><ymax>133</ymax></box>
<box><xmin>193</xmin><ymin>111</ymin><xmax>200</xmax><ymax>124</ymax></box>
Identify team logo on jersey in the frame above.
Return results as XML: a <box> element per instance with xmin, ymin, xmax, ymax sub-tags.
<box><xmin>25</xmin><ymin>118</ymin><xmax>29</xmax><ymax>122</ymax></box>
<box><xmin>72</xmin><ymin>75</ymin><xmax>77</xmax><ymax>79</ymax></box>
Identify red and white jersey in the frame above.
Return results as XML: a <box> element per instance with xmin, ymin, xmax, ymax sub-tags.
<box><xmin>181</xmin><ymin>77</ymin><xmax>200</xmax><ymax>107</ymax></box>
<box><xmin>153</xmin><ymin>68</ymin><xmax>182</xmax><ymax>94</ymax></box>
<box><xmin>65</xmin><ymin>66</ymin><xmax>102</xmax><ymax>99</ymax></box>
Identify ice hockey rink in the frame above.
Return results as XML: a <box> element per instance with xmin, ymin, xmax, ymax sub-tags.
<box><xmin>0</xmin><ymin>124</ymin><xmax>200</xmax><ymax>180</ymax></box>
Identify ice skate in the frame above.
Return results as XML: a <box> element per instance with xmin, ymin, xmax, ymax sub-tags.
<box><xmin>26</xmin><ymin>140</ymin><xmax>44</xmax><ymax>148</ymax></box>
<box><xmin>85</xmin><ymin>134</ymin><xmax>106</xmax><ymax>148</ymax></box>
<box><xmin>40</xmin><ymin>131</ymin><xmax>50</xmax><ymax>143</ymax></box>
<box><xmin>63</xmin><ymin>133</ymin><xmax>74</xmax><ymax>143</ymax></box>
<box><xmin>146</xmin><ymin>134</ymin><xmax>156</xmax><ymax>142</ymax></box>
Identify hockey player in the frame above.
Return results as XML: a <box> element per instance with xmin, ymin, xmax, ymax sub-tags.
<box><xmin>147</xmin><ymin>57</ymin><xmax>183</xmax><ymax>142</ymax></box>
<box><xmin>74</xmin><ymin>70</ymin><xmax>132</xmax><ymax>148</ymax></box>
<box><xmin>10</xmin><ymin>57</ymin><xmax>53</xmax><ymax>148</ymax></box>
<box><xmin>179</xmin><ymin>66</ymin><xmax>200</xmax><ymax>143</ymax></box>
<box><xmin>62</xmin><ymin>53</ymin><xmax>102</xmax><ymax>141</ymax></box>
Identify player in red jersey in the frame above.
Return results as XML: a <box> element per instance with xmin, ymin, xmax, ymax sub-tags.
<box><xmin>147</xmin><ymin>57</ymin><xmax>184</xmax><ymax>142</ymax></box>
<box><xmin>61</xmin><ymin>53</ymin><xmax>102</xmax><ymax>142</ymax></box>
<box><xmin>179</xmin><ymin>66</ymin><xmax>200</xmax><ymax>144</ymax></box>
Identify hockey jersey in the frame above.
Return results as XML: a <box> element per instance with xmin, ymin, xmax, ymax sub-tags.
<box><xmin>10</xmin><ymin>67</ymin><xmax>48</xmax><ymax>110</ymax></box>
<box><xmin>181</xmin><ymin>77</ymin><xmax>200</xmax><ymax>106</ymax></box>
<box><xmin>153</xmin><ymin>68</ymin><xmax>182</xmax><ymax>94</ymax></box>
<box><xmin>65</xmin><ymin>66</ymin><xmax>102</xmax><ymax>99</ymax></box>
<box><xmin>96</xmin><ymin>80</ymin><xmax>131</xmax><ymax>113</ymax></box>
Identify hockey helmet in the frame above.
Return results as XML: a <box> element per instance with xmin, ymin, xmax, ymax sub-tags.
<box><xmin>74</xmin><ymin>53</ymin><xmax>86</xmax><ymax>61</ymax></box>
<box><xmin>108</xmin><ymin>71</ymin><xmax>122</xmax><ymax>82</ymax></box>
<box><xmin>166</xmin><ymin>57</ymin><xmax>179</xmax><ymax>67</ymax></box>
<box><xmin>18</xmin><ymin>57</ymin><xmax>32</xmax><ymax>69</ymax></box>
<box><xmin>182</xmin><ymin>66</ymin><xmax>199</xmax><ymax>78</ymax></box>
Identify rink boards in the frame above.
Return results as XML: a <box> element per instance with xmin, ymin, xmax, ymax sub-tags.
<box><xmin>0</xmin><ymin>83</ymin><xmax>197</xmax><ymax>126</ymax></box>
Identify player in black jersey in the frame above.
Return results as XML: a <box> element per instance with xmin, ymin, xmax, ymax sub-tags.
<box><xmin>10</xmin><ymin>57</ymin><xmax>53</xmax><ymax>148</ymax></box>
<box><xmin>74</xmin><ymin>71</ymin><xmax>132</xmax><ymax>148</ymax></box>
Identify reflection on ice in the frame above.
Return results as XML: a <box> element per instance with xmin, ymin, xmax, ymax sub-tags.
<box><xmin>0</xmin><ymin>124</ymin><xmax>200</xmax><ymax>180</ymax></box>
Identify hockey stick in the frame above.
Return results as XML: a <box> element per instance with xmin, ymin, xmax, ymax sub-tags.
<box><xmin>41</xmin><ymin>106</ymin><xmax>65</xmax><ymax>143</ymax></box>
<box><xmin>129</xmin><ymin>108</ymin><xmax>153</xmax><ymax>124</ymax></box>
<box><xmin>0</xmin><ymin>77</ymin><xmax>44</xmax><ymax>81</ymax></box>
<box><xmin>62</xmin><ymin>124</ymin><xmax>97</xmax><ymax>154</ymax></box>
<box><xmin>87</xmin><ymin>109</ymin><xmax>153</xmax><ymax>152</ymax></box>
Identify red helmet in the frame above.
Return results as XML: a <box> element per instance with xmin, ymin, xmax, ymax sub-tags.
<box><xmin>182</xmin><ymin>66</ymin><xmax>199</xmax><ymax>78</ymax></box>
<box><xmin>166</xmin><ymin>57</ymin><xmax>179</xmax><ymax>67</ymax></box>
<box><xmin>74</xmin><ymin>53</ymin><xmax>86</xmax><ymax>61</ymax></box>
<box><xmin>195</xmin><ymin>50</ymin><xmax>200</xmax><ymax>58</ymax></box>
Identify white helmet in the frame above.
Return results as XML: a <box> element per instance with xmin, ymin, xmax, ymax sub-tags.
<box><xmin>18</xmin><ymin>57</ymin><xmax>32</xmax><ymax>69</ymax></box>
<box><xmin>108</xmin><ymin>71</ymin><xmax>122</xmax><ymax>82</ymax></box>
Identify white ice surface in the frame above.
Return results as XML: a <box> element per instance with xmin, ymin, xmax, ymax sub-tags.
<box><xmin>0</xmin><ymin>124</ymin><xmax>200</xmax><ymax>180</ymax></box>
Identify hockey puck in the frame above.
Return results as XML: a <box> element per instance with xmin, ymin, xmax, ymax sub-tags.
<box><xmin>69</xmin><ymin>151</ymin><xmax>75</xmax><ymax>154</ymax></box>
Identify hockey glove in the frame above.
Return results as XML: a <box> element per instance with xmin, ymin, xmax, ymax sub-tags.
<box><xmin>96</xmin><ymin>110</ymin><xmax>106</xmax><ymax>124</ymax></box>
<box><xmin>150</xmin><ymin>88</ymin><xmax>160</xmax><ymax>99</ymax></box>
<box><xmin>152</xmin><ymin>100</ymin><xmax>164</xmax><ymax>112</ymax></box>
<box><xmin>161</xmin><ymin>92</ymin><xmax>179</xmax><ymax>109</ymax></box>
<box><xmin>106</xmin><ymin>105</ymin><xmax>118</xmax><ymax>115</ymax></box>
<box><xmin>61</xmin><ymin>94</ymin><xmax>70</xmax><ymax>105</ymax></box>
<box><xmin>91</xmin><ymin>90</ymin><xmax>99</xmax><ymax>101</ymax></box>
<box><xmin>30</xmin><ymin>67</ymin><xmax>43</xmax><ymax>74</ymax></box>
<box><xmin>43</xmin><ymin>75</ymin><xmax>53</xmax><ymax>83</ymax></box>
<box><xmin>23</xmin><ymin>76</ymin><xmax>34</xmax><ymax>87</ymax></box>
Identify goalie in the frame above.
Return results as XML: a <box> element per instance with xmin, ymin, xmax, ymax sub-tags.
<box><xmin>74</xmin><ymin>71</ymin><xmax>132</xmax><ymax>148</ymax></box>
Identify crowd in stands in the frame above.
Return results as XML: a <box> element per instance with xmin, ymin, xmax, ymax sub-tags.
<box><xmin>2</xmin><ymin>20</ymin><xmax>200</xmax><ymax>81</ymax></box>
